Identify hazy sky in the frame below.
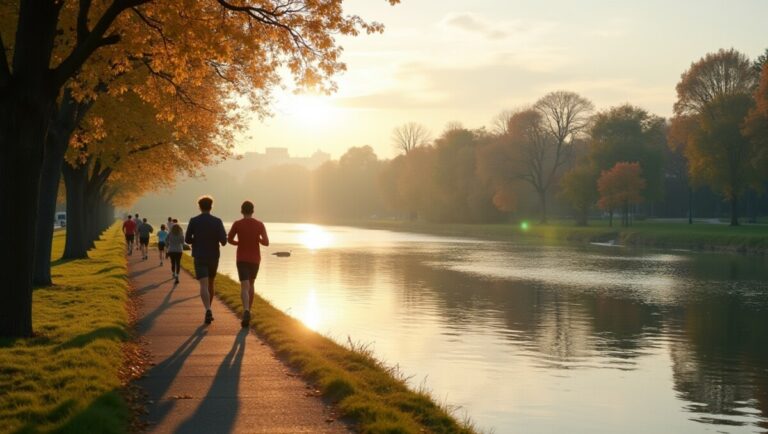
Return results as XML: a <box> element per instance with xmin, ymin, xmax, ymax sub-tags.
<box><xmin>236</xmin><ymin>0</ymin><xmax>768</xmax><ymax>159</ymax></box>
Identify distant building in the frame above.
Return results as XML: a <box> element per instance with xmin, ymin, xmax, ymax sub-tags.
<box><xmin>216</xmin><ymin>147</ymin><xmax>331</xmax><ymax>180</ymax></box>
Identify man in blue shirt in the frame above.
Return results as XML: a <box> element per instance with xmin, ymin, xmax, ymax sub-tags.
<box><xmin>185</xmin><ymin>195</ymin><xmax>227</xmax><ymax>324</ymax></box>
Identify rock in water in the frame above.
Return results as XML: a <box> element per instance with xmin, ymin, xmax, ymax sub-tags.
<box><xmin>272</xmin><ymin>251</ymin><xmax>291</xmax><ymax>257</ymax></box>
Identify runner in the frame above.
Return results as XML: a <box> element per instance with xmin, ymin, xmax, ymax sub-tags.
<box><xmin>137</xmin><ymin>218</ymin><xmax>154</xmax><ymax>260</ymax></box>
<box><xmin>166</xmin><ymin>223</ymin><xmax>185</xmax><ymax>284</ymax></box>
<box><xmin>185</xmin><ymin>196</ymin><xmax>227</xmax><ymax>324</ymax></box>
<box><xmin>227</xmin><ymin>200</ymin><xmax>269</xmax><ymax>328</ymax></box>
<box><xmin>157</xmin><ymin>224</ymin><xmax>168</xmax><ymax>266</ymax></box>
<box><xmin>122</xmin><ymin>215</ymin><xmax>136</xmax><ymax>255</ymax></box>
<box><xmin>134</xmin><ymin>213</ymin><xmax>141</xmax><ymax>251</ymax></box>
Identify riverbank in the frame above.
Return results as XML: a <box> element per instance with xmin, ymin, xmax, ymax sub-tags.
<box><xmin>180</xmin><ymin>255</ymin><xmax>475</xmax><ymax>433</ymax></box>
<box><xmin>350</xmin><ymin>220</ymin><xmax>768</xmax><ymax>254</ymax></box>
<box><xmin>0</xmin><ymin>224</ymin><xmax>132</xmax><ymax>433</ymax></box>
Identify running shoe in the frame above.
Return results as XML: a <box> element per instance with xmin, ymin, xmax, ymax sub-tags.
<box><xmin>205</xmin><ymin>309</ymin><xmax>213</xmax><ymax>324</ymax></box>
<box><xmin>241</xmin><ymin>310</ymin><xmax>251</xmax><ymax>328</ymax></box>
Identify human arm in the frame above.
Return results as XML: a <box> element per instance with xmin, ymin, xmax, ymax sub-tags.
<box><xmin>259</xmin><ymin>223</ymin><xmax>269</xmax><ymax>247</ymax></box>
<box><xmin>184</xmin><ymin>219</ymin><xmax>194</xmax><ymax>245</ymax></box>
<box><xmin>219</xmin><ymin>219</ymin><xmax>227</xmax><ymax>246</ymax></box>
<box><xmin>227</xmin><ymin>222</ymin><xmax>238</xmax><ymax>246</ymax></box>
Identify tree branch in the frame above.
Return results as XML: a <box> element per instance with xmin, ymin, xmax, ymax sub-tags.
<box><xmin>54</xmin><ymin>0</ymin><xmax>150</xmax><ymax>88</ymax></box>
<box><xmin>0</xmin><ymin>32</ymin><xmax>10</xmax><ymax>86</ymax></box>
<box><xmin>77</xmin><ymin>0</ymin><xmax>94</xmax><ymax>45</ymax></box>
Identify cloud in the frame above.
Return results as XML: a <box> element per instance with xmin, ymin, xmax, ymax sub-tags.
<box><xmin>443</xmin><ymin>12</ymin><xmax>507</xmax><ymax>40</ymax></box>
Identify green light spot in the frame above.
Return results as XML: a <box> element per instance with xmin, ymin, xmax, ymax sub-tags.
<box><xmin>520</xmin><ymin>221</ymin><xmax>529</xmax><ymax>231</ymax></box>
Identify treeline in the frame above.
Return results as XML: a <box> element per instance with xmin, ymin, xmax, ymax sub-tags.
<box><xmin>142</xmin><ymin>48</ymin><xmax>768</xmax><ymax>229</ymax></box>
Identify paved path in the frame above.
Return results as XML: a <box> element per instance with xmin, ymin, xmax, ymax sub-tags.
<box><xmin>129</xmin><ymin>250</ymin><xmax>351</xmax><ymax>433</ymax></box>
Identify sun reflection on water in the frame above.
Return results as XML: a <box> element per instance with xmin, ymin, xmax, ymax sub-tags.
<box><xmin>297</xmin><ymin>224</ymin><xmax>333</xmax><ymax>250</ymax></box>
<box><xmin>301</xmin><ymin>288</ymin><xmax>321</xmax><ymax>330</ymax></box>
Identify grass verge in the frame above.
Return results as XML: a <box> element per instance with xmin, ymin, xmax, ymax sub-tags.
<box><xmin>180</xmin><ymin>254</ymin><xmax>475</xmax><ymax>434</ymax></box>
<box><xmin>0</xmin><ymin>224</ymin><xmax>131</xmax><ymax>433</ymax></box>
<box><xmin>352</xmin><ymin>220</ymin><xmax>768</xmax><ymax>254</ymax></box>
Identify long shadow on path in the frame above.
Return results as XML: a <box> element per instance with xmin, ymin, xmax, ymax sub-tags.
<box><xmin>173</xmin><ymin>329</ymin><xmax>248</xmax><ymax>434</ymax></box>
<box><xmin>140</xmin><ymin>325</ymin><xmax>208</xmax><ymax>428</ymax></box>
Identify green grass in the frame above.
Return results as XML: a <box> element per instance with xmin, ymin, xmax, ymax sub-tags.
<box><xmin>181</xmin><ymin>255</ymin><xmax>475</xmax><ymax>434</ymax></box>
<box><xmin>352</xmin><ymin>219</ymin><xmax>768</xmax><ymax>254</ymax></box>
<box><xmin>0</xmin><ymin>224</ymin><xmax>130</xmax><ymax>434</ymax></box>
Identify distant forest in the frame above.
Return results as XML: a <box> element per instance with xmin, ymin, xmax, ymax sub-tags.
<box><xmin>135</xmin><ymin>48</ymin><xmax>768</xmax><ymax>226</ymax></box>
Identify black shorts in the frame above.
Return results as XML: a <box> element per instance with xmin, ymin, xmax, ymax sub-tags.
<box><xmin>139</xmin><ymin>237</ymin><xmax>150</xmax><ymax>246</ymax></box>
<box><xmin>193</xmin><ymin>258</ymin><xmax>219</xmax><ymax>280</ymax></box>
<box><xmin>125</xmin><ymin>233</ymin><xmax>134</xmax><ymax>242</ymax></box>
<box><xmin>236</xmin><ymin>261</ymin><xmax>260</xmax><ymax>281</ymax></box>
<box><xmin>158</xmin><ymin>242</ymin><xmax>166</xmax><ymax>251</ymax></box>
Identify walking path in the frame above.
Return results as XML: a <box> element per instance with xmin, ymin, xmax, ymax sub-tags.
<box><xmin>129</xmin><ymin>251</ymin><xmax>351</xmax><ymax>433</ymax></box>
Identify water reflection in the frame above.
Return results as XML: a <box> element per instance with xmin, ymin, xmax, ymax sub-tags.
<box><xmin>218</xmin><ymin>223</ymin><xmax>768</xmax><ymax>433</ymax></box>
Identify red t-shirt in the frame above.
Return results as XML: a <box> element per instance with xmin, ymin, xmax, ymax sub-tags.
<box><xmin>227</xmin><ymin>218</ymin><xmax>267</xmax><ymax>264</ymax></box>
<box><xmin>122</xmin><ymin>219</ymin><xmax>137</xmax><ymax>235</ymax></box>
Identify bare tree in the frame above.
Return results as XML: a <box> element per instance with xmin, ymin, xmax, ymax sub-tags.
<box><xmin>530</xmin><ymin>91</ymin><xmax>593</xmax><ymax>221</ymax></box>
<box><xmin>392</xmin><ymin>122</ymin><xmax>431</xmax><ymax>154</ymax></box>
<box><xmin>491</xmin><ymin>109</ymin><xmax>515</xmax><ymax>136</ymax></box>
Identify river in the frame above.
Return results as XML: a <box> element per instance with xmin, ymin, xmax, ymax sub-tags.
<box><xmin>215</xmin><ymin>222</ymin><xmax>768</xmax><ymax>434</ymax></box>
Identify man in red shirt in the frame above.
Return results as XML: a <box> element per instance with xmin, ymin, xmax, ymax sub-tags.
<box><xmin>122</xmin><ymin>215</ymin><xmax>137</xmax><ymax>255</ymax></box>
<box><xmin>227</xmin><ymin>200</ymin><xmax>269</xmax><ymax>328</ymax></box>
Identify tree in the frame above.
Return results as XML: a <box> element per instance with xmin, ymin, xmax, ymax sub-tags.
<box><xmin>589</xmin><ymin>105</ymin><xmax>666</xmax><ymax>204</ymax></box>
<box><xmin>673</xmin><ymin>49</ymin><xmax>759</xmax><ymax>226</ymax></box>
<box><xmin>597</xmin><ymin>162</ymin><xmax>646</xmax><ymax>227</ymax></box>
<box><xmin>491</xmin><ymin>109</ymin><xmax>515</xmax><ymax>136</ymax></box>
<box><xmin>668</xmin><ymin>115</ymin><xmax>698</xmax><ymax>224</ymax></box>
<box><xmin>560</xmin><ymin>163</ymin><xmax>598</xmax><ymax>226</ymax></box>
<box><xmin>392</xmin><ymin>122</ymin><xmax>430</xmax><ymax>155</ymax></box>
<box><xmin>685</xmin><ymin>94</ymin><xmax>759</xmax><ymax>225</ymax></box>
<box><xmin>0</xmin><ymin>0</ymin><xmax>399</xmax><ymax>338</ymax></box>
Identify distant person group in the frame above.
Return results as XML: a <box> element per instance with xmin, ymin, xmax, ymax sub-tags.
<box><xmin>121</xmin><ymin>196</ymin><xmax>269</xmax><ymax>327</ymax></box>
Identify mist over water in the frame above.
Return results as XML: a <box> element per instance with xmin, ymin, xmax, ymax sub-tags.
<box><xmin>216</xmin><ymin>223</ymin><xmax>768</xmax><ymax>433</ymax></box>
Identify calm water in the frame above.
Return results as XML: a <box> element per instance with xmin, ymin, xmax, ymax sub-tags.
<box><xmin>216</xmin><ymin>222</ymin><xmax>768</xmax><ymax>434</ymax></box>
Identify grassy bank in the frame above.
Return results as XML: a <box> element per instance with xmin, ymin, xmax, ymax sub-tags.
<box><xmin>181</xmin><ymin>255</ymin><xmax>474</xmax><ymax>434</ymax></box>
<box><xmin>352</xmin><ymin>219</ymin><xmax>768</xmax><ymax>254</ymax></box>
<box><xmin>0</xmin><ymin>224</ymin><xmax>131</xmax><ymax>433</ymax></box>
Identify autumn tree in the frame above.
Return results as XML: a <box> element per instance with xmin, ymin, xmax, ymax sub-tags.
<box><xmin>0</xmin><ymin>0</ymin><xmax>399</xmax><ymax>337</ymax></box>
<box><xmin>559</xmin><ymin>163</ymin><xmax>598</xmax><ymax>226</ymax></box>
<box><xmin>673</xmin><ymin>49</ymin><xmax>759</xmax><ymax>226</ymax></box>
<box><xmin>392</xmin><ymin>122</ymin><xmax>430</xmax><ymax>155</ymax></box>
<box><xmin>597</xmin><ymin>162</ymin><xmax>646</xmax><ymax>227</ymax></box>
<box><xmin>588</xmin><ymin>105</ymin><xmax>666</xmax><ymax>205</ymax></box>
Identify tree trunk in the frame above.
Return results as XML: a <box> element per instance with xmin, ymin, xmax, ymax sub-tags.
<box><xmin>575</xmin><ymin>206</ymin><xmax>588</xmax><ymax>226</ymax></box>
<box><xmin>32</xmin><ymin>146</ymin><xmax>64</xmax><ymax>286</ymax></box>
<box><xmin>539</xmin><ymin>190</ymin><xmax>548</xmax><ymax>223</ymax></box>
<box><xmin>688</xmin><ymin>186</ymin><xmax>693</xmax><ymax>225</ymax></box>
<box><xmin>0</xmin><ymin>109</ymin><xmax>48</xmax><ymax>337</ymax></box>
<box><xmin>32</xmin><ymin>92</ymin><xmax>80</xmax><ymax>286</ymax></box>
<box><xmin>730</xmin><ymin>195</ymin><xmax>740</xmax><ymax>227</ymax></box>
<box><xmin>62</xmin><ymin>163</ymin><xmax>89</xmax><ymax>259</ymax></box>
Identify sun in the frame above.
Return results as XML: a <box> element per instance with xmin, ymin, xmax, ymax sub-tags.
<box><xmin>280</xmin><ymin>93</ymin><xmax>337</xmax><ymax>128</ymax></box>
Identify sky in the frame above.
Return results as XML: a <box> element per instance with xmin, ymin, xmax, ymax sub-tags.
<box><xmin>235</xmin><ymin>0</ymin><xmax>768</xmax><ymax>160</ymax></box>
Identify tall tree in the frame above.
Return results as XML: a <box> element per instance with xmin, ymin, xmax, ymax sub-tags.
<box><xmin>597</xmin><ymin>162</ymin><xmax>646</xmax><ymax>227</ymax></box>
<box><xmin>685</xmin><ymin>94</ymin><xmax>759</xmax><ymax>225</ymax></box>
<box><xmin>673</xmin><ymin>48</ymin><xmax>759</xmax><ymax>226</ymax></box>
<box><xmin>589</xmin><ymin>105</ymin><xmax>666</xmax><ymax>204</ymax></box>
<box><xmin>392</xmin><ymin>122</ymin><xmax>430</xmax><ymax>155</ymax></box>
<box><xmin>0</xmin><ymin>0</ymin><xmax>399</xmax><ymax>338</ymax></box>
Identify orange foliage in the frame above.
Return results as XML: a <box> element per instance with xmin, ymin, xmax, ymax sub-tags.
<box><xmin>597</xmin><ymin>162</ymin><xmax>646</xmax><ymax>213</ymax></box>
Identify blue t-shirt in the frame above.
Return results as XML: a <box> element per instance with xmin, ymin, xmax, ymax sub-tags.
<box><xmin>185</xmin><ymin>213</ymin><xmax>227</xmax><ymax>260</ymax></box>
<box><xmin>157</xmin><ymin>230</ymin><xmax>168</xmax><ymax>243</ymax></box>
